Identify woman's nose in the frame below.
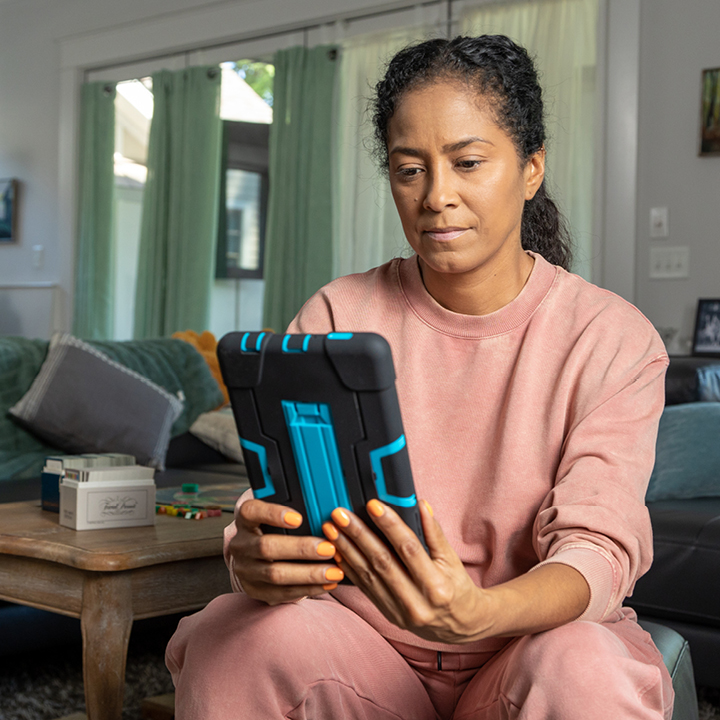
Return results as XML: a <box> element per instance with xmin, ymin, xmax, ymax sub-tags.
<box><xmin>422</xmin><ymin>168</ymin><xmax>459</xmax><ymax>212</ymax></box>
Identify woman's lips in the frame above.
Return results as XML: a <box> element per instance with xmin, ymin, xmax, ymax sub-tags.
<box><xmin>424</xmin><ymin>227</ymin><xmax>468</xmax><ymax>241</ymax></box>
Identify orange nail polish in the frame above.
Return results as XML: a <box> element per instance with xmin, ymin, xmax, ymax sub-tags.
<box><xmin>283</xmin><ymin>511</ymin><xmax>302</xmax><ymax>528</ymax></box>
<box><xmin>423</xmin><ymin>499</ymin><xmax>434</xmax><ymax>517</ymax></box>
<box><xmin>322</xmin><ymin>522</ymin><xmax>339</xmax><ymax>541</ymax></box>
<box><xmin>334</xmin><ymin>552</ymin><xmax>343</xmax><ymax>564</ymax></box>
<box><xmin>331</xmin><ymin>507</ymin><xmax>350</xmax><ymax>527</ymax></box>
<box><xmin>316</xmin><ymin>541</ymin><xmax>336</xmax><ymax>557</ymax></box>
<box><xmin>367</xmin><ymin>499</ymin><xmax>384</xmax><ymax>517</ymax></box>
<box><xmin>325</xmin><ymin>567</ymin><xmax>344</xmax><ymax>582</ymax></box>
<box><xmin>323</xmin><ymin>583</ymin><xmax>338</xmax><ymax>591</ymax></box>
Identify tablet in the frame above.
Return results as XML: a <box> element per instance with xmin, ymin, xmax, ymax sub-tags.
<box><xmin>217</xmin><ymin>331</ymin><xmax>425</xmax><ymax>549</ymax></box>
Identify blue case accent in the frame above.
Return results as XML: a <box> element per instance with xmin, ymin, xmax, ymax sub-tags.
<box><xmin>327</xmin><ymin>332</ymin><xmax>353</xmax><ymax>340</ymax></box>
<box><xmin>369</xmin><ymin>435</ymin><xmax>417</xmax><ymax>507</ymax></box>
<box><xmin>282</xmin><ymin>400</ymin><xmax>351</xmax><ymax>536</ymax></box>
<box><xmin>240</xmin><ymin>332</ymin><xmax>265</xmax><ymax>353</ymax></box>
<box><xmin>282</xmin><ymin>335</ymin><xmax>302</xmax><ymax>353</ymax></box>
<box><xmin>302</xmin><ymin>334</ymin><xmax>312</xmax><ymax>352</ymax></box>
<box><xmin>239</xmin><ymin>437</ymin><xmax>274</xmax><ymax>499</ymax></box>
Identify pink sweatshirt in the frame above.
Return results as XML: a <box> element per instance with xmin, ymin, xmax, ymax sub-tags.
<box><xmin>224</xmin><ymin>252</ymin><xmax>668</xmax><ymax>653</ymax></box>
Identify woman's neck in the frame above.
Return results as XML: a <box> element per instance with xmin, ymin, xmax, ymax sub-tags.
<box><xmin>418</xmin><ymin>250</ymin><xmax>535</xmax><ymax>317</ymax></box>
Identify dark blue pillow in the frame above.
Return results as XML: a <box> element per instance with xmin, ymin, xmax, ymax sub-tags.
<box><xmin>697</xmin><ymin>365</ymin><xmax>720</xmax><ymax>402</ymax></box>
<box><xmin>647</xmin><ymin>402</ymin><xmax>720</xmax><ymax>502</ymax></box>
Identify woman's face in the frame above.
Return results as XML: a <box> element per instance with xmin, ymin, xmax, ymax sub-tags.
<box><xmin>387</xmin><ymin>81</ymin><xmax>545</xmax><ymax>305</ymax></box>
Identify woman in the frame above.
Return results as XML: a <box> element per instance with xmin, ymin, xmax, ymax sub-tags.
<box><xmin>167</xmin><ymin>35</ymin><xmax>673</xmax><ymax>719</ymax></box>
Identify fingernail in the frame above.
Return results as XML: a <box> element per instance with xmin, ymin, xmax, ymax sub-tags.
<box><xmin>334</xmin><ymin>552</ymin><xmax>343</xmax><ymax>564</ymax></box>
<box><xmin>316</xmin><ymin>541</ymin><xmax>336</xmax><ymax>557</ymax></box>
<box><xmin>283</xmin><ymin>511</ymin><xmax>302</xmax><ymax>528</ymax></box>
<box><xmin>325</xmin><ymin>567</ymin><xmax>344</xmax><ymax>582</ymax></box>
<box><xmin>322</xmin><ymin>583</ymin><xmax>338</xmax><ymax>591</ymax></box>
<box><xmin>322</xmin><ymin>522</ymin><xmax>339</xmax><ymax>541</ymax></box>
<box><xmin>423</xmin><ymin>499</ymin><xmax>434</xmax><ymax>517</ymax></box>
<box><xmin>331</xmin><ymin>507</ymin><xmax>350</xmax><ymax>527</ymax></box>
<box><xmin>367</xmin><ymin>499</ymin><xmax>385</xmax><ymax>517</ymax></box>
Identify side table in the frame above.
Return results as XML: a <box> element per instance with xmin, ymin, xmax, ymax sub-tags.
<box><xmin>0</xmin><ymin>501</ymin><xmax>232</xmax><ymax>720</ymax></box>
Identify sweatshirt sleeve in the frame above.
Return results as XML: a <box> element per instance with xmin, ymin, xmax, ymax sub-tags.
<box><xmin>531</xmin><ymin>329</ymin><xmax>668</xmax><ymax>623</ymax></box>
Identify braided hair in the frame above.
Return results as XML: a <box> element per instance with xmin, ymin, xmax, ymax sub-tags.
<box><xmin>371</xmin><ymin>35</ymin><xmax>573</xmax><ymax>270</ymax></box>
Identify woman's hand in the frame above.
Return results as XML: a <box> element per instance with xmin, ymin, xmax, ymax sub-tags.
<box><xmin>325</xmin><ymin>500</ymin><xmax>591</xmax><ymax>643</ymax></box>
<box><xmin>324</xmin><ymin>500</ymin><xmax>495</xmax><ymax>644</ymax></box>
<box><xmin>228</xmin><ymin>499</ymin><xmax>344</xmax><ymax>606</ymax></box>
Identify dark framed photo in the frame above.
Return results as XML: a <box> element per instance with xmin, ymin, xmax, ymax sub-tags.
<box><xmin>700</xmin><ymin>68</ymin><xmax>720</xmax><ymax>156</ymax></box>
<box><xmin>692</xmin><ymin>299</ymin><xmax>720</xmax><ymax>356</ymax></box>
<box><xmin>0</xmin><ymin>178</ymin><xmax>18</xmax><ymax>243</ymax></box>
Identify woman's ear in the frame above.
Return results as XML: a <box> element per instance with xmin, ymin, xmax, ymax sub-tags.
<box><xmin>524</xmin><ymin>147</ymin><xmax>546</xmax><ymax>200</ymax></box>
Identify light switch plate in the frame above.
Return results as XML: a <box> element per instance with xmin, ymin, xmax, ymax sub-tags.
<box><xmin>649</xmin><ymin>246</ymin><xmax>689</xmax><ymax>279</ymax></box>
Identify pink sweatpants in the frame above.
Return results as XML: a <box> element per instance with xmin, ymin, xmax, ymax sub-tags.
<box><xmin>166</xmin><ymin>593</ymin><xmax>673</xmax><ymax>720</ymax></box>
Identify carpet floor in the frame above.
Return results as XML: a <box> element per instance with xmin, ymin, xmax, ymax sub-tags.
<box><xmin>0</xmin><ymin>610</ymin><xmax>718</xmax><ymax>720</ymax></box>
<box><xmin>0</xmin><ymin>614</ymin><xmax>177</xmax><ymax>720</ymax></box>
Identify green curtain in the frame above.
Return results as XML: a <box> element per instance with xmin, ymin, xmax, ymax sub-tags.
<box><xmin>262</xmin><ymin>46</ymin><xmax>338</xmax><ymax>333</ymax></box>
<box><xmin>134</xmin><ymin>66</ymin><xmax>222</xmax><ymax>339</ymax></box>
<box><xmin>73</xmin><ymin>81</ymin><xmax>116</xmax><ymax>340</ymax></box>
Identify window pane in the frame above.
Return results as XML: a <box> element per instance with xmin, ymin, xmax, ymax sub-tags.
<box><xmin>225</xmin><ymin>168</ymin><xmax>262</xmax><ymax>272</ymax></box>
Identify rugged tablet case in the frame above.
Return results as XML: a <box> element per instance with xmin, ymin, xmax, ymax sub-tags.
<box><xmin>217</xmin><ymin>331</ymin><xmax>425</xmax><ymax>550</ymax></box>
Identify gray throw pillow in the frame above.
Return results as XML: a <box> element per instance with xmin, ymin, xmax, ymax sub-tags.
<box><xmin>9</xmin><ymin>333</ymin><xmax>183</xmax><ymax>469</ymax></box>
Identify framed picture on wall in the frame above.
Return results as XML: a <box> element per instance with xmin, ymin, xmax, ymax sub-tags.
<box><xmin>0</xmin><ymin>178</ymin><xmax>18</xmax><ymax>243</ymax></box>
<box><xmin>700</xmin><ymin>67</ymin><xmax>720</xmax><ymax>156</ymax></box>
<box><xmin>692</xmin><ymin>299</ymin><xmax>720</xmax><ymax>356</ymax></box>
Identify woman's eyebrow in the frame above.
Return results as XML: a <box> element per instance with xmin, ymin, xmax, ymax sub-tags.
<box><xmin>389</xmin><ymin>136</ymin><xmax>494</xmax><ymax>157</ymax></box>
<box><xmin>442</xmin><ymin>136</ymin><xmax>493</xmax><ymax>152</ymax></box>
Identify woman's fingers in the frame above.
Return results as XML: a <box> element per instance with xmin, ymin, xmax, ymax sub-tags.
<box><xmin>230</xmin><ymin>499</ymin><xmax>343</xmax><ymax>604</ymax></box>
<box><xmin>324</xmin><ymin>508</ymin><xmax>431</xmax><ymax>622</ymax></box>
<box><xmin>239</xmin><ymin>556</ymin><xmax>343</xmax><ymax>587</ymax></box>
<box><xmin>238</xmin><ymin>498</ymin><xmax>304</xmax><ymax>532</ymax></box>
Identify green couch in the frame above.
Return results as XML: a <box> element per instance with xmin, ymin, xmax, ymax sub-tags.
<box><xmin>0</xmin><ymin>335</ymin><xmax>225</xmax><ymax>487</ymax></box>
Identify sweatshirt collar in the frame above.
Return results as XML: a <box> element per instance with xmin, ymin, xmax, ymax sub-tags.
<box><xmin>397</xmin><ymin>251</ymin><xmax>558</xmax><ymax>338</ymax></box>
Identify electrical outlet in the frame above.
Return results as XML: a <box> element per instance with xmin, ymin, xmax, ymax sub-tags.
<box><xmin>650</xmin><ymin>207</ymin><xmax>669</xmax><ymax>238</ymax></box>
<box><xmin>649</xmin><ymin>246</ymin><xmax>689</xmax><ymax>279</ymax></box>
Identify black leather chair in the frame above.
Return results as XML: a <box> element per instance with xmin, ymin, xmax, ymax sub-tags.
<box><xmin>640</xmin><ymin>619</ymin><xmax>699</xmax><ymax>720</ymax></box>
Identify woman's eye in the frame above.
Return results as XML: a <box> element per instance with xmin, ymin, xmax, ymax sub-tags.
<box><xmin>456</xmin><ymin>159</ymin><xmax>482</xmax><ymax>170</ymax></box>
<box><xmin>396</xmin><ymin>167</ymin><xmax>423</xmax><ymax>179</ymax></box>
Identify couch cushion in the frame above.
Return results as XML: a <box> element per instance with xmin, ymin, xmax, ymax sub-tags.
<box><xmin>630</xmin><ymin>498</ymin><xmax>720</xmax><ymax>627</ymax></box>
<box><xmin>697</xmin><ymin>365</ymin><xmax>720</xmax><ymax>402</ymax></box>
<box><xmin>0</xmin><ymin>338</ymin><xmax>54</xmax><ymax>456</ymax></box>
<box><xmin>665</xmin><ymin>356</ymin><xmax>720</xmax><ymax>405</ymax></box>
<box><xmin>9</xmin><ymin>333</ymin><xmax>183</xmax><ymax>468</ymax></box>
<box><xmin>647</xmin><ymin>403</ymin><xmax>720</xmax><ymax>502</ymax></box>
<box><xmin>88</xmin><ymin>337</ymin><xmax>224</xmax><ymax>436</ymax></box>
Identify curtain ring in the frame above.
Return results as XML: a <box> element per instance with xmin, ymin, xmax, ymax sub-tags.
<box><xmin>103</xmin><ymin>84</ymin><xmax>113</xmax><ymax>96</ymax></box>
<box><xmin>207</xmin><ymin>67</ymin><xmax>219</xmax><ymax>79</ymax></box>
<box><xmin>328</xmin><ymin>48</ymin><xmax>338</xmax><ymax>61</ymax></box>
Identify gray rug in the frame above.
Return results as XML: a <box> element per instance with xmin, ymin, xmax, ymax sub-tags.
<box><xmin>0</xmin><ymin>614</ymin><xmax>177</xmax><ymax>720</ymax></box>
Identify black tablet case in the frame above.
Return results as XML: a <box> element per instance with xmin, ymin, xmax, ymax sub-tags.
<box><xmin>217</xmin><ymin>331</ymin><xmax>425</xmax><ymax>547</ymax></box>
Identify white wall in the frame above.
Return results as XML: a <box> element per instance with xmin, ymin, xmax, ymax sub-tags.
<box><xmin>634</xmin><ymin>0</ymin><xmax>720</xmax><ymax>354</ymax></box>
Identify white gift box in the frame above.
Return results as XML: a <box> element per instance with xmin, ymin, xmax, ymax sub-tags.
<box><xmin>59</xmin><ymin>477</ymin><xmax>156</xmax><ymax>530</ymax></box>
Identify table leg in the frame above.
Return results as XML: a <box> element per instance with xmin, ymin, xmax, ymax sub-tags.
<box><xmin>81</xmin><ymin>572</ymin><xmax>133</xmax><ymax>720</ymax></box>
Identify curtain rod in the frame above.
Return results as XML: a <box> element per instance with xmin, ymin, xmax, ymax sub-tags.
<box><xmin>85</xmin><ymin>0</ymin><xmax>454</xmax><ymax>77</ymax></box>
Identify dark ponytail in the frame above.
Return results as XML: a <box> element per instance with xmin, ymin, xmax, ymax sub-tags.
<box><xmin>371</xmin><ymin>35</ymin><xmax>573</xmax><ymax>271</ymax></box>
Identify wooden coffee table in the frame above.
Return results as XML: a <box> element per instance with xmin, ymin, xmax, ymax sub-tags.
<box><xmin>0</xmin><ymin>500</ymin><xmax>233</xmax><ymax>720</ymax></box>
